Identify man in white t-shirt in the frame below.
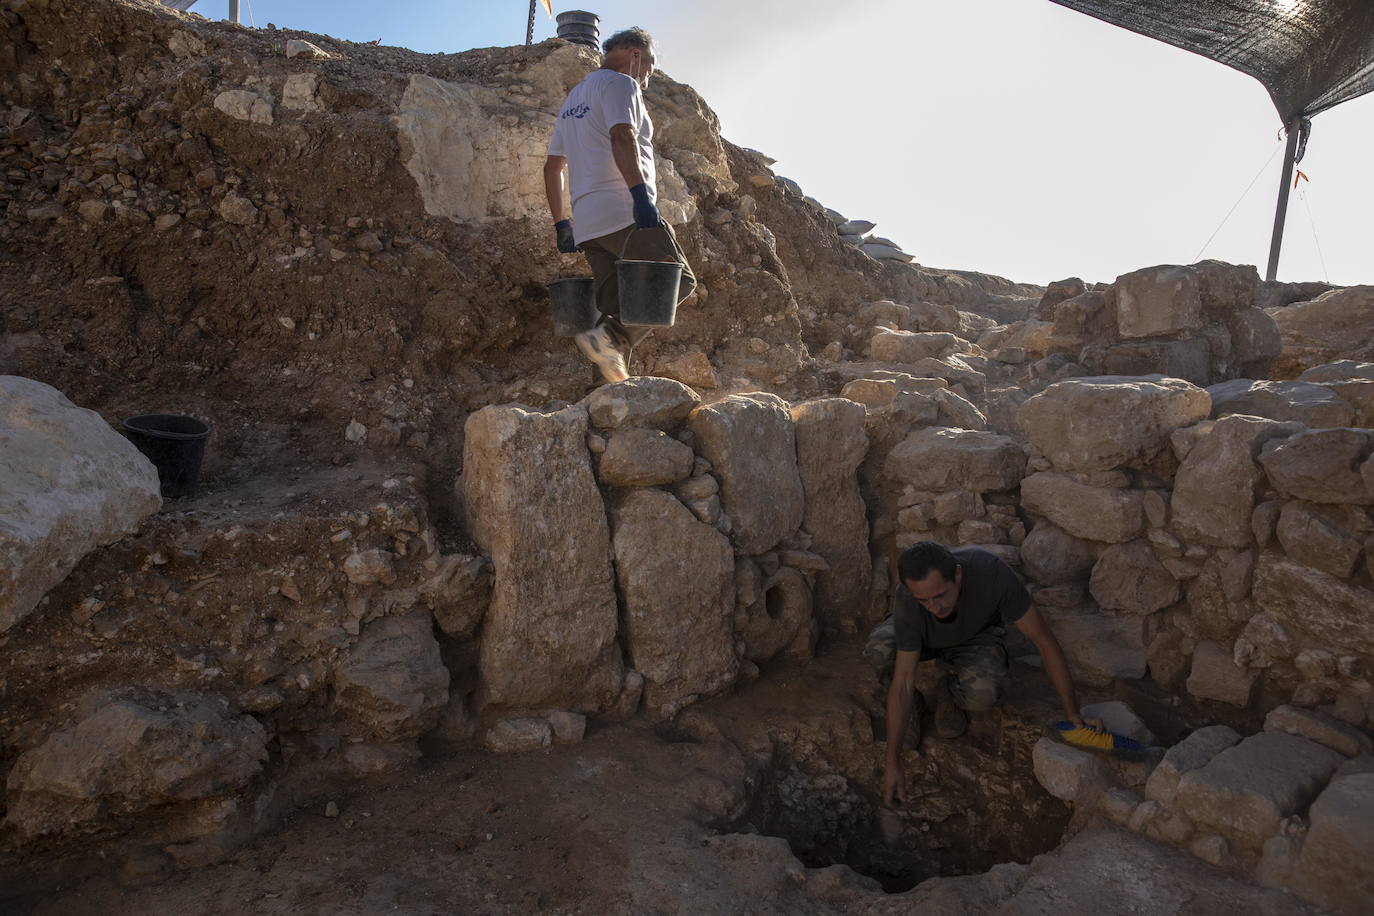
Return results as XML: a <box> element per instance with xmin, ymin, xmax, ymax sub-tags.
<box><xmin>544</xmin><ymin>27</ymin><xmax>697</xmax><ymax>384</ymax></box>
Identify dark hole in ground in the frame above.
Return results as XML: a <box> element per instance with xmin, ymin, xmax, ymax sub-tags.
<box><xmin>764</xmin><ymin>584</ymin><xmax>784</xmax><ymax>620</ymax></box>
<box><xmin>725</xmin><ymin>733</ymin><xmax>1070</xmax><ymax>894</ymax></box>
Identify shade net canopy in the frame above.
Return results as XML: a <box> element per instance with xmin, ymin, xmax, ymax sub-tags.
<box><xmin>1049</xmin><ymin>0</ymin><xmax>1374</xmax><ymax>122</ymax></box>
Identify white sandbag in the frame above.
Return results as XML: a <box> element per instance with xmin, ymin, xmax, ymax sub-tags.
<box><xmin>861</xmin><ymin>243</ymin><xmax>913</xmax><ymax>262</ymax></box>
<box><xmin>839</xmin><ymin>234</ymin><xmax>865</xmax><ymax>246</ymax></box>
<box><xmin>824</xmin><ymin>208</ymin><xmax>847</xmax><ymax>226</ymax></box>
<box><xmin>838</xmin><ymin>219</ymin><xmax>876</xmax><ymax>235</ymax></box>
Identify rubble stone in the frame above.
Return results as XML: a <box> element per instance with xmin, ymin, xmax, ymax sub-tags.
<box><xmin>1088</xmin><ymin>540</ymin><xmax>1180</xmax><ymax>615</ymax></box>
<box><xmin>333</xmin><ymin>612</ymin><xmax>449</xmax><ymax>741</ymax></box>
<box><xmin>483</xmin><ymin>718</ymin><xmax>552</xmax><ymax>753</ymax></box>
<box><xmin>5</xmin><ymin>693</ymin><xmax>268</xmax><ymax>839</ymax></box>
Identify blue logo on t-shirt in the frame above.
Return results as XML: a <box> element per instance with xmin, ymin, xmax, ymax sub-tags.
<box><xmin>561</xmin><ymin>103</ymin><xmax>590</xmax><ymax>119</ymax></box>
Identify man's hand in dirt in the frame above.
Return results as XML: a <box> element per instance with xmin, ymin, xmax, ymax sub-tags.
<box><xmin>554</xmin><ymin>219</ymin><xmax>577</xmax><ymax>253</ymax></box>
<box><xmin>882</xmin><ymin>758</ymin><xmax>906</xmax><ymax>807</ymax></box>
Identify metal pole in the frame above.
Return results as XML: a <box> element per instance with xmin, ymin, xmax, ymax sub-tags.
<box><xmin>526</xmin><ymin>0</ymin><xmax>536</xmax><ymax>44</ymax></box>
<box><xmin>228</xmin><ymin>0</ymin><xmax>239</xmax><ymax>23</ymax></box>
<box><xmin>1265</xmin><ymin>117</ymin><xmax>1300</xmax><ymax>282</ymax></box>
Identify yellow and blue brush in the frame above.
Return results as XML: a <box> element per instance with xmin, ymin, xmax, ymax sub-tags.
<box><xmin>1051</xmin><ymin>721</ymin><xmax>1148</xmax><ymax>758</ymax></box>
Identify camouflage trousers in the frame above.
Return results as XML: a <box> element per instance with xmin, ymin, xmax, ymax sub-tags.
<box><xmin>864</xmin><ymin>616</ymin><xmax>1010</xmax><ymax>711</ymax></box>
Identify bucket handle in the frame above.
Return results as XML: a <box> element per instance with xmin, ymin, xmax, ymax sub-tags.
<box><xmin>618</xmin><ymin>219</ymin><xmax>668</xmax><ymax>261</ymax></box>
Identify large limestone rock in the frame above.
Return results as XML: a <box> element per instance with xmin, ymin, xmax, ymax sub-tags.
<box><xmin>1017</xmin><ymin>375</ymin><xmax>1210</xmax><ymax>473</ymax></box>
<box><xmin>1144</xmin><ymin>724</ymin><xmax>1242</xmax><ymax>806</ymax></box>
<box><xmin>740</xmin><ymin>566</ymin><xmax>815</xmax><ymax>664</ymax></box>
<box><xmin>868</xmin><ymin>329</ymin><xmax>962</xmax><ymax>364</ymax></box>
<box><xmin>1020</xmin><ymin>522</ymin><xmax>1098</xmax><ymax>585</ymax></box>
<box><xmin>1088</xmin><ymin>541</ymin><xmax>1180</xmax><ymax>615</ymax></box>
<box><xmin>1186</xmin><ymin>640</ymin><xmax>1258</xmax><ymax>707</ymax></box>
<box><xmin>461</xmin><ymin>404</ymin><xmax>622</xmax><ymax>711</ymax></box>
<box><xmin>1033</xmin><ymin>738</ymin><xmax>1111</xmax><ymax>804</ymax></box>
<box><xmin>883</xmin><ymin>426</ymin><xmax>1025</xmax><ymax>493</ymax></box>
<box><xmin>1275</xmin><ymin>502</ymin><xmax>1364</xmax><ymax>578</ymax></box>
<box><xmin>1040</xmin><ymin>607</ymin><xmax>1147</xmax><ymax>686</ymax></box>
<box><xmin>1259</xmin><ymin>428</ymin><xmax>1374</xmax><ymax>505</ymax></box>
<box><xmin>1175</xmin><ymin>731</ymin><xmax>1345</xmax><ymax>847</ymax></box>
<box><xmin>1169</xmin><ymin>416</ymin><xmax>1303</xmax><ymax>547</ymax></box>
<box><xmin>1298</xmin><ymin>359</ymin><xmax>1374</xmax><ymax>384</ymax></box>
<box><xmin>393</xmin><ymin>49</ymin><xmax>591</xmax><ymax>222</ymax></box>
<box><xmin>5</xmin><ymin>692</ymin><xmax>268</xmax><ymax>839</ymax></box>
<box><xmin>609</xmin><ymin>489</ymin><xmax>736</xmax><ymax>714</ymax></box>
<box><xmin>1206</xmin><ymin>379</ymin><xmax>1355</xmax><ymax>428</ymax></box>
<box><xmin>1268</xmin><ymin>286</ymin><xmax>1374</xmax><ymax>378</ymax></box>
<box><xmin>1289</xmin><ymin>774</ymin><xmax>1374</xmax><ymax>915</ymax></box>
<box><xmin>1265</xmin><ymin>706</ymin><xmax>1373</xmax><ymax>758</ymax></box>
<box><xmin>1</xmin><ymin>376</ymin><xmax>162</xmax><ymax>633</ymax></box>
<box><xmin>1113</xmin><ymin>265</ymin><xmax>1205</xmax><ymax>338</ymax></box>
<box><xmin>790</xmin><ymin>399</ymin><xmax>870</xmax><ymax>626</ymax></box>
<box><xmin>688</xmin><ymin>393</ymin><xmax>804</xmax><ymax>555</ymax></box>
<box><xmin>1252</xmin><ymin>555</ymin><xmax>1374</xmax><ymax>656</ymax></box>
<box><xmin>598</xmin><ymin>428</ymin><xmax>695</xmax><ymax>486</ymax></box>
<box><xmin>334</xmin><ymin>612</ymin><xmax>450</xmax><ymax>741</ymax></box>
<box><xmin>584</xmin><ymin>377</ymin><xmax>701</xmax><ymax>430</ymax></box>
<box><xmin>1021</xmin><ymin>473</ymin><xmax>1145</xmax><ymax>543</ymax></box>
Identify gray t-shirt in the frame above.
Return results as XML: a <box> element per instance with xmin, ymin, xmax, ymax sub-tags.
<box><xmin>893</xmin><ymin>547</ymin><xmax>1031</xmax><ymax>655</ymax></box>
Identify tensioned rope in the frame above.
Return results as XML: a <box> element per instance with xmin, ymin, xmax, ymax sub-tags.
<box><xmin>1298</xmin><ymin>181</ymin><xmax>1331</xmax><ymax>282</ymax></box>
<box><xmin>1192</xmin><ymin>138</ymin><xmax>1284</xmax><ymax>262</ymax></box>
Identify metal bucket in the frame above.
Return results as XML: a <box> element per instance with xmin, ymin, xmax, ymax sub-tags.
<box><xmin>548</xmin><ymin>277</ymin><xmax>598</xmax><ymax>337</ymax></box>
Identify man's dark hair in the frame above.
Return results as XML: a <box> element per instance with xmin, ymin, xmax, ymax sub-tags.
<box><xmin>603</xmin><ymin>27</ymin><xmax>654</xmax><ymax>55</ymax></box>
<box><xmin>898</xmin><ymin>541</ymin><xmax>958</xmax><ymax>584</ymax></box>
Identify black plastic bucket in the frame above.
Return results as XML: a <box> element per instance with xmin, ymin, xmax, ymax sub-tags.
<box><xmin>556</xmin><ymin>10</ymin><xmax>600</xmax><ymax>26</ymax></box>
<box><xmin>548</xmin><ymin>277</ymin><xmax>598</xmax><ymax>337</ymax></box>
<box><xmin>122</xmin><ymin>414</ymin><xmax>211</xmax><ymax>499</ymax></box>
<box><xmin>616</xmin><ymin>259</ymin><xmax>682</xmax><ymax>327</ymax></box>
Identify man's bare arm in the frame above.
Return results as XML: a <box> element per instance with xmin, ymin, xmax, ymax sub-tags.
<box><xmin>544</xmin><ymin>155</ymin><xmax>569</xmax><ymax>222</ymax></box>
<box><xmin>609</xmin><ymin>123</ymin><xmax>646</xmax><ymax>189</ymax></box>
<box><xmin>1013</xmin><ymin>605</ymin><xmax>1102</xmax><ymax>730</ymax></box>
<box><xmin>883</xmin><ymin>649</ymin><xmax>919</xmax><ymax>805</ymax></box>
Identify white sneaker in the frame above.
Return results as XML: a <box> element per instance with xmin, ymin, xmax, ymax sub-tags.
<box><xmin>575</xmin><ymin>326</ymin><xmax>629</xmax><ymax>384</ymax></box>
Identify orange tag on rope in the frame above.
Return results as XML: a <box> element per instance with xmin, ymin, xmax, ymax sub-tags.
<box><xmin>539</xmin><ymin>0</ymin><xmax>553</xmax><ymax>15</ymax></box>
<box><xmin>1293</xmin><ymin>169</ymin><xmax>1309</xmax><ymax>190</ymax></box>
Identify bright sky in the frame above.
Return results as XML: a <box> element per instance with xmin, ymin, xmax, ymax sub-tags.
<box><xmin>223</xmin><ymin>0</ymin><xmax>1371</xmax><ymax>287</ymax></box>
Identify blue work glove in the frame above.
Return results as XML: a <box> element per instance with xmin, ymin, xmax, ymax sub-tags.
<box><xmin>629</xmin><ymin>183</ymin><xmax>659</xmax><ymax>229</ymax></box>
<box><xmin>554</xmin><ymin>219</ymin><xmax>577</xmax><ymax>253</ymax></box>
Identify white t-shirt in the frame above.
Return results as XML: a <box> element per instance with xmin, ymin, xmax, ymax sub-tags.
<box><xmin>548</xmin><ymin>69</ymin><xmax>657</xmax><ymax>244</ymax></box>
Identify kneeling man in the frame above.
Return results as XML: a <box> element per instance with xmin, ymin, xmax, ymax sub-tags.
<box><xmin>879</xmin><ymin>540</ymin><xmax>1100</xmax><ymax>805</ymax></box>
